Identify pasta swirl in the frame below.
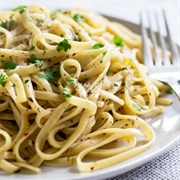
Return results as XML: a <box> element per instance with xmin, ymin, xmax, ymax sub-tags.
<box><xmin>0</xmin><ymin>5</ymin><xmax>171</xmax><ymax>173</ymax></box>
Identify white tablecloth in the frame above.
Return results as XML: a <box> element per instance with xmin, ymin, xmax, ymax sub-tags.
<box><xmin>108</xmin><ymin>142</ymin><xmax>180</xmax><ymax>180</ymax></box>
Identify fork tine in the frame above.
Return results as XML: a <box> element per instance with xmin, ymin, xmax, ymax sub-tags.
<box><xmin>163</xmin><ymin>10</ymin><xmax>179</xmax><ymax>62</ymax></box>
<box><xmin>140</xmin><ymin>11</ymin><xmax>180</xmax><ymax>99</ymax></box>
<box><xmin>177</xmin><ymin>45</ymin><xmax>180</xmax><ymax>58</ymax></box>
<box><xmin>147</xmin><ymin>12</ymin><xmax>161</xmax><ymax>66</ymax></box>
<box><xmin>140</xmin><ymin>12</ymin><xmax>153</xmax><ymax>67</ymax></box>
<box><xmin>155</xmin><ymin>12</ymin><xmax>171</xmax><ymax>66</ymax></box>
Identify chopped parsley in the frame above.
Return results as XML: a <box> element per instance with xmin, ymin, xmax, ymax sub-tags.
<box><xmin>113</xmin><ymin>35</ymin><xmax>124</xmax><ymax>47</ymax></box>
<box><xmin>121</xmin><ymin>67</ymin><xmax>127</xmax><ymax>70</ymax></box>
<box><xmin>37</xmin><ymin>20</ymin><xmax>44</xmax><ymax>27</ymax></box>
<box><xmin>24</xmin><ymin>79</ymin><xmax>29</xmax><ymax>84</ymax></box>
<box><xmin>38</xmin><ymin>70</ymin><xmax>57</xmax><ymax>82</ymax></box>
<box><xmin>29</xmin><ymin>54</ymin><xmax>37</xmax><ymax>63</ymax></box>
<box><xmin>106</xmin><ymin>70</ymin><xmax>111</xmax><ymax>76</ymax></box>
<box><xmin>1</xmin><ymin>60</ymin><xmax>17</xmax><ymax>69</ymax></box>
<box><xmin>62</xmin><ymin>92</ymin><xmax>72</xmax><ymax>98</ymax></box>
<box><xmin>166</xmin><ymin>88</ymin><xmax>173</xmax><ymax>94</ymax></box>
<box><xmin>0</xmin><ymin>18</ymin><xmax>14</xmax><ymax>31</ymax></box>
<box><xmin>64</xmin><ymin>78</ymin><xmax>78</xmax><ymax>87</ymax></box>
<box><xmin>0</xmin><ymin>21</ymin><xmax>7</xmax><ymax>29</ymax></box>
<box><xmin>132</xmin><ymin>101</ymin><xmax>141</xmax><ymax>112</ymax></box>
<box><xmin>35</xmin><ymin>60</ymin><xmax>43</xmax><ymax>67</ymax></box>
<box><xmin>29</xmin><ymin>54</ymin><xmax>43</xmax><ymax>67</ymax></box>
<box><xmin>12</xmin><ymin>83</ymin><xmax>16</xmax><ymax>87</ymax></box>
<box><xmin>53</xmin><ymin>9</ymin><xmax>62</xmax><ymax>14</ymax></box>
<box><xmin>103</xmin><ymin>51</ymin><xmax>107</xmax><ymax>56</ymax></box>
<box><xmin>0</xmin><ymin>74</ymin><xmax>7</xmax><ymax>87</ymax></box>
<box><xmin>29</xmin><ymin>46</ymin><xmax>35</xmax><ymax>51</ymax></box>
<box><xmin>39</xmin><ymin>7</ymin><xmax>44</xmax><ymax>12</ymax></box>
<box><xmin>73</xmin><ymin>14</ymin><xmax>85</xmax><ymax>22</ymax></box>
<box><xmin>88</xmin><ymin>33</ymin><xmax>92</xmax><ymax>37</ymax></box>
<box><xmin>12</xmin><ymin>5</ymin><xmax>27</xmax><ymax>14</ymax></box>
<box><xmin>9</xmin><ymin>17</ymin><xmax>14</xmax><ymax>31</ymax></box>
<box><xmin>74</xmin><ymin>33</ymin><xmax>81</xmax><ymax>41</ymax></box>
<box><xmin>56</xmin><ymin>64</ymin><xmax>61</xmax><ymax>78</ymax></box>
<box><xmin>56</xmin><ymin>39</ymin><xmax>72</xmax><ymax>52</ymax></box>
<box><xmin>92</xmin><ymin>43</ymin><xmax>104</xmax><ymax>49</ymax></box>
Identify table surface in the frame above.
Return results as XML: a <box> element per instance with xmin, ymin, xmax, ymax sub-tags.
<box><xmin>108</xmin><ymin>142</ymin><xmax>180</xmax><ymax>180</ymax></box>
<box><xmin>1</xmin><ymin>1</ymin><xmax>180</xmax><ymax>180</ymax></box>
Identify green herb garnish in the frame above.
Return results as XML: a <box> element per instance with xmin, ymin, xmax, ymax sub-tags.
<box><xmin>56</xmin><ymin>39</ymin><xmax>72</xmax><ymax>52</ymax></box>
<box><xmin>166</xmin><ymin>88</ymin><xmax>173</xmax><ymax>94</ymax></box>
<box><xmin>35</xmin><ymin>60</ymin><xmax>43</xmax><ymax>67</ymax></box>
<box><xmin>12</xmin><ymin>5</ymin><xmax>27</xmax><ymax>14</ymax></box>
<box><xmin>73</xmin><ymin>14</ymin><xmax>84</xmax><ymax>22</ymax></box>
<box><xmin>38</xmin><ymin>70</ymin><xmax>57</xmax><ymax>82</ymax></box>
<box><xmin>29</xmin><ymin>54</ymin><xmax>43</xmax><ymax>67</ymax></box>
<box><xmin>29</xmin><ymin>46</ymin><xmax>35</xmax><ymax>51</ymax></box>
<box><xmin>103</xmin><ymin>51</ymin><xmax>107</xmax><ymax>56</ymax></box>
<box><xmin>121</xmin><ymin>67</ymin><xmax>127</xmax><ymax>70</ymax></box>
<box><xmin>0</xmin><ymin>74</ymin><xmax>7</xmax><ymax>87</ymax></box>
<box><xmin>56</xmin><ymin>64</ymin><xmax>61</xmax><ymax>78</ymax></box>
<box><xmin>62</xmin><ymin>92</ymin><xmax>72</xmax><ymax>98</ymax></box>
<box><xmin>106</xmin><ymin>70</ymin><xmax>111</xmax><ymax>76</ymax></box>
<box><xmin>12</xmin><ymin>83</ymin><xmax>16</xmax><ymax>87</ymax></box>
<box><xmin>0</xmin><ymin>19</ymin><xmax>14</xmax><ymax>31</ymax></box>
<box><xmin>132</xmin><ymin>101</ymin><xmax>141</xmax><ymax>112</ymax></box>
<box><xmin>53</xmin><ymin>9</ymin><xmax>62</xmax><ymax>14</ymax></box>
<box><xmin>39</xmin><ymin>7</ymin><xmax>44</xmax><ymax>12</ymax></box>
<box><xmin>74</xmin><ymin>33</ymin><xmax>81</xmax><ymax>41</ymax></box>
<box><xmin>37</xmin><ymin>20</ymin><xmax>44</xmax><ymax>27</ymax></box>
<box><xmin>1</xmin><ymin>60</ymin><xmax>17</xmax><ymax>69</ymax></box>
<box><xmin>9</xmin><ymin>17</ymin><xmax>14</xmax><ymax>31</ymax></box>
<box><xmin>64</xmin><ymin>78</ymin><xmax>78</xmax><ymax>87</ymax></box>
<box><xmin>0</xmin><ymin>21</ymin><xmax>7</xmax><ymax>29</ymax></box>
<box><xmin>29</xmin><ymin>54</ymin><xmax>37</xmax><ymax>63</ymax></box>
<box><xmin>113</xmin><ymin>35</ymin><xmax>124</xmax><ymax>47</ymax></box>
<box><xmin>24</xmin><ymin>79</ymin><xmax>29</xmax><ymax>84</ymax></box>
<box><xmin>92</xmin><ymin>43</ymin><xmax>104</xmax><ymax>49</ymax></box>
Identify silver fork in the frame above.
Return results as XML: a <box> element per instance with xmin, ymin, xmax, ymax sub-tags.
<box><xmin>140</xmin><ymin>11</ymin><xmax>180</xmax><ymax>99</ymax></box>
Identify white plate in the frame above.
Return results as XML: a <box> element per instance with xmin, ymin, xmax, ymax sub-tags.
<box><xmin>1</xmin><ymin>7</ymin><xmax>180</xmax><ymax>180</ymax></box>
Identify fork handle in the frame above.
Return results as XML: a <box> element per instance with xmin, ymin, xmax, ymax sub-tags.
<box><xmin>167</xmin><ymin>80</ymin><xmax>180</xmax><ymax>100</ymax></box>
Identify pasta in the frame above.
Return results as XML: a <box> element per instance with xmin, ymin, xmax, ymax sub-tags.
<box><xmin>0</xmin><ymin>5</ymin><xmax>171</xmax><ymax>174</ymax></box>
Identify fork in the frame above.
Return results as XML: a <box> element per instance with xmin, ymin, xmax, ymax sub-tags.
<box><xmin>140</xmin><ymin>11</ymin><xmax>180</xmax><ymax>99</ymax></box>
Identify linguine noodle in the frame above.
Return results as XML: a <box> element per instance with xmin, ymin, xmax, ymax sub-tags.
<box><xmin>0</xmin><ymin>5</ymin><xmax>171</xmax><ymax>173</ymax></box>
